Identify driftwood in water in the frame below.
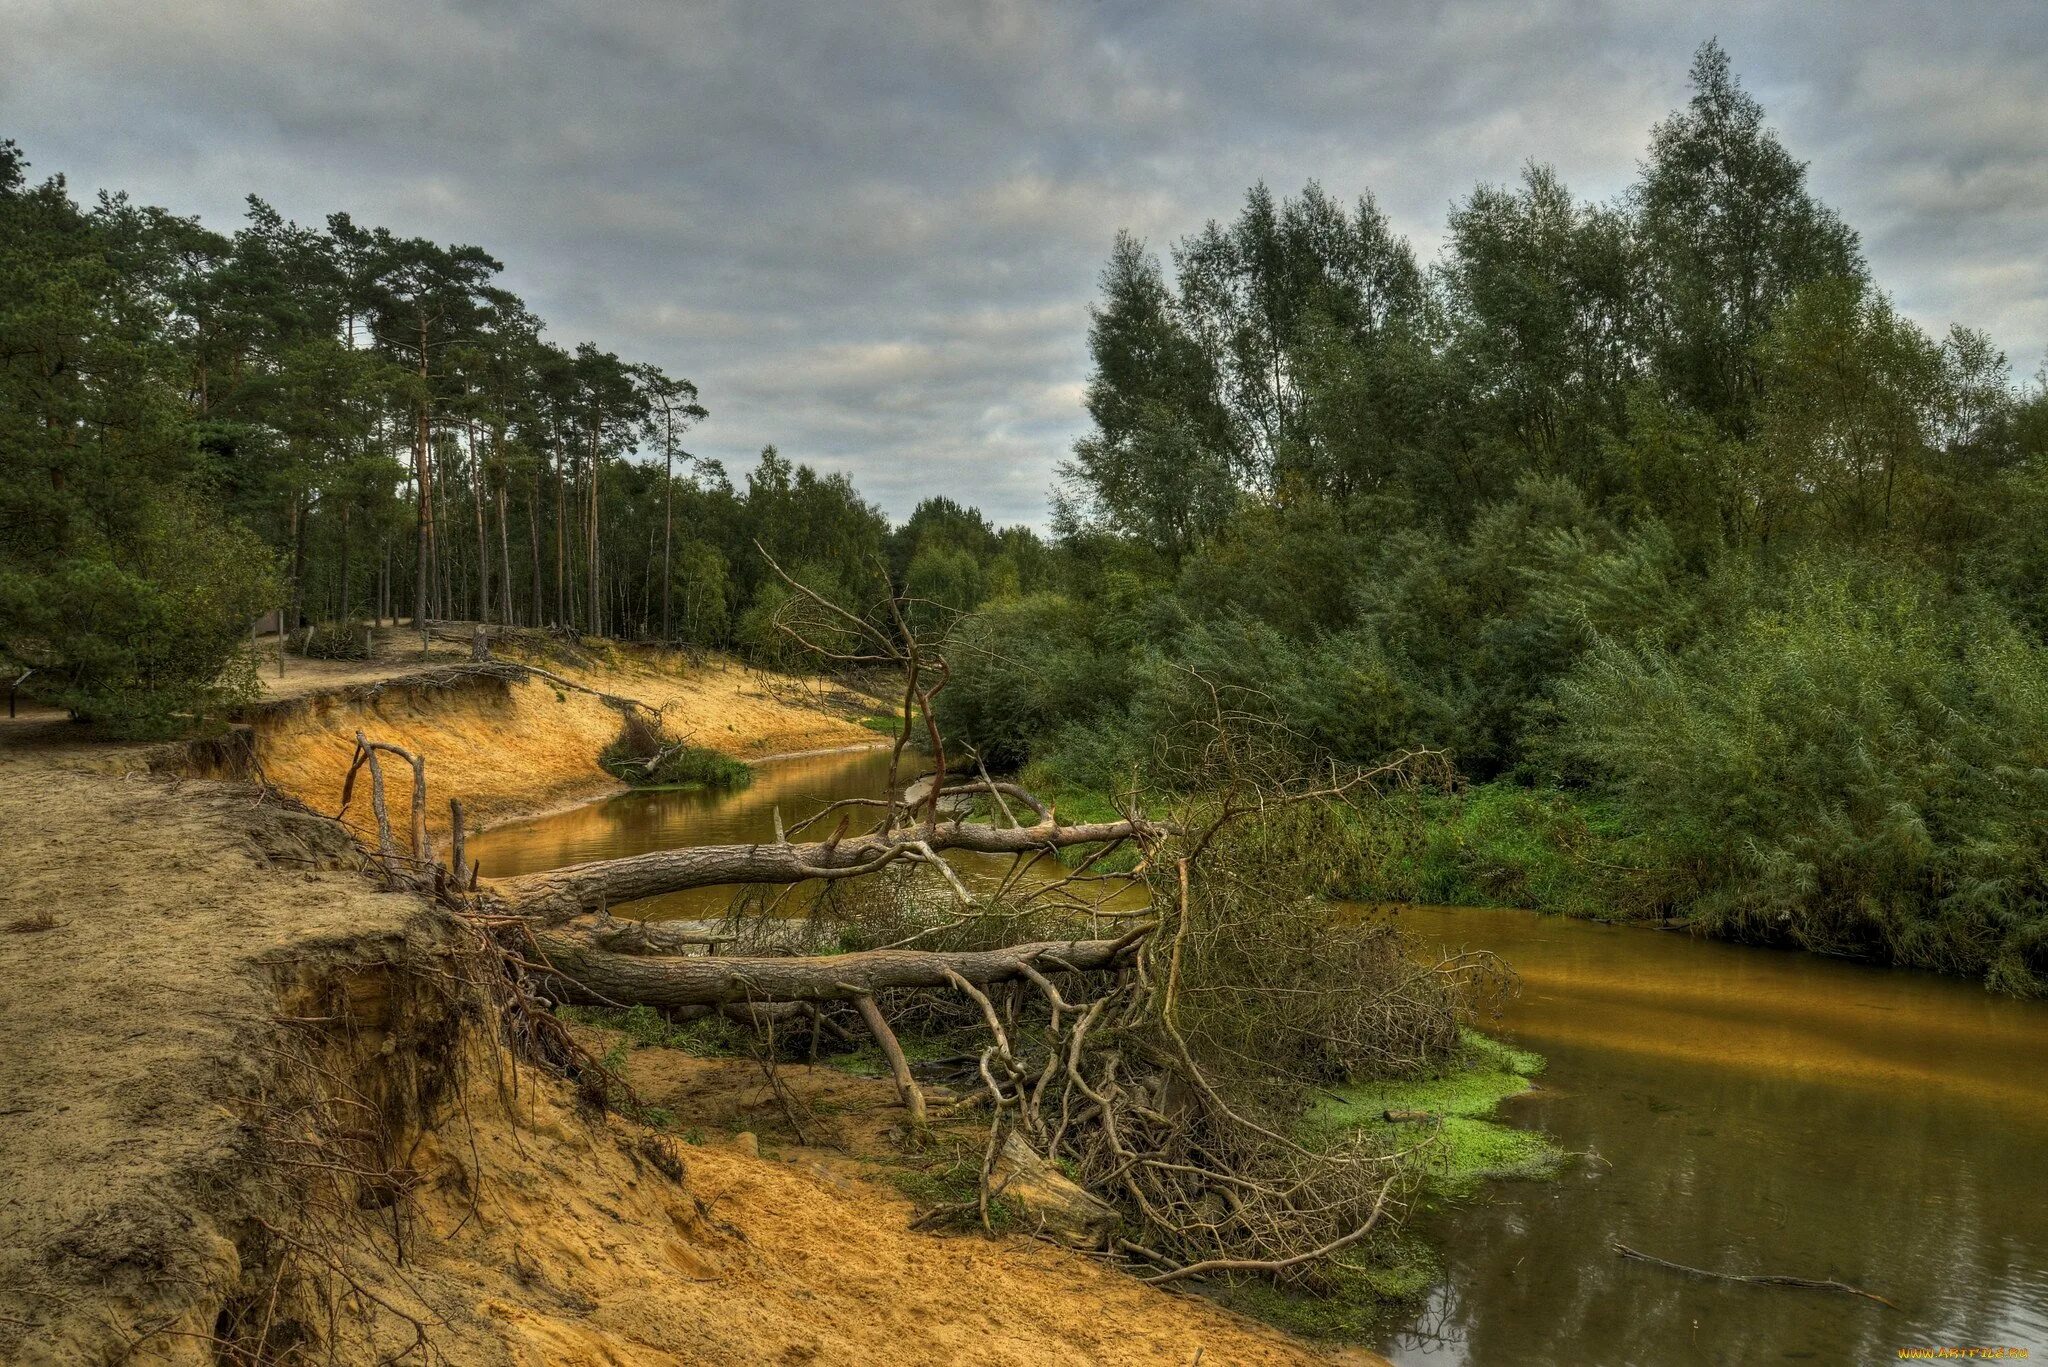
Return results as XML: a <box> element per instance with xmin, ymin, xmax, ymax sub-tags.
<box><xmin>1612</xmin><ymin>1242</ymin><xmax>1898</xmax><ymax>1308</ymax></box>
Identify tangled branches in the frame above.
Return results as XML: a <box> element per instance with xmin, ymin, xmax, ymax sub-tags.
<box><xmin>321</xmin><ymin>557</ymin><xmax>1496</xmax><ymax>1312</ymax></box>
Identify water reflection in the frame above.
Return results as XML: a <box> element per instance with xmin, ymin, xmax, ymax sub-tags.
<box><xmin>471</xmin><ymin>747</ymin><xmax>916</xmax><ymax>919</ymax></box>
<box><xmin>1377</xmin><ymin>904</ymin><xmax>2048</xmax><ymax>1366</ymax></box>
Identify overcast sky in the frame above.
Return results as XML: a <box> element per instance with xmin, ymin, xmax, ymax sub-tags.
<box><xmin>6</xmin><ymin>2</ymin><xmax>2044</xmax><ymax>525</ymax></box>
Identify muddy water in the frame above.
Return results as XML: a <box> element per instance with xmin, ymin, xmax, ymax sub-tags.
<box><xmin>474</xmin><ymin>755</ymin><xmax>2048</xmax><ymax>1364</ymax></box>
<box><xmin>1379</xmin><ymin>904</ymin><xmax>2048</xmax><ymax>1366</ymax></box>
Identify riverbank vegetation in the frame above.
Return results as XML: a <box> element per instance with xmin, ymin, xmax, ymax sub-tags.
<box><xmin>6</xmin><ymin>39</ymin><xmax>2045</xmax><ymax>992</ymax></box>
<box><xmin>936</xmin><ymin>45</ymin><xmax>2048</xmax><ymax>995</ymax></box>
<box><xmin>598</xmin><ymin>710</ymin><xmax>755</xmax><ymax>791</ymax></box>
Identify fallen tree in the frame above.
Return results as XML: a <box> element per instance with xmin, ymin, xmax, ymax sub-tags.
<box><xmin>352</xmin><ymin>553</ymin><xmax>1484</xmax><ymax>1304</ymax></box>
<box><xmin>531</xmin><ymin>924</ymin><xmax>1153</xmax><ymax>1008</ymax></box>
<box><xmin>492</xmin><ymin>810</ymin><xmax>1164</xmax><ymax>923</ymax></box>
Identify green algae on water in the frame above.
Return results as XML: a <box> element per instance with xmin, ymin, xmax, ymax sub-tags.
<box><xmin>1310</xmin><ymin>1028</ymin><xmax>1563</xmax><ymax>1197</ymax></box>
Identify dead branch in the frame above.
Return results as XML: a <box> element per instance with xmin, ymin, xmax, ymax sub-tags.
<box><xmin>1140</xmin><ymin>1177</ymin><xmax>1396</xmax><ymax>1286</ymax></box>
<box><xmin>853</xmin><ymin>995</ymin><xmax>928</xmax><ymax>1126</ymax></box>
<box><xmin>1612</xmin><ymin>1243</ymin><xmax>1898</xmax><ymax>1309</ymax></box>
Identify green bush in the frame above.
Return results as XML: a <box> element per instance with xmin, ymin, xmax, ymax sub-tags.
<box><xmin>598</xmin><ymin>723</ymin><xmax>753</xmax><ymax>791</ymax></box>
<box><xmin>1342</xmin><ymin>785</ymin><xmax>1628</xmax><ymax>916</ymax></box>
<box><xmin>939</xmin><ymin>591</ymin><xmax>1137</xmax><ymax>770</ymax></box>
<box><xmin>1550</xmin><ymin>555</ymin><xmax>2048</xmax><ymax>992</ymax></box>
<box><xmin>1</xmin><ymin>495</ymin><xmax>278</xmax><ymax>737</ymax></box>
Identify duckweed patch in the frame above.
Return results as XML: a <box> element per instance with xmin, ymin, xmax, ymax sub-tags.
<box><xmin>1310</xmin><ymin>1028</ymin><xmax>1562</xmax><ymax>1198</ymax></box>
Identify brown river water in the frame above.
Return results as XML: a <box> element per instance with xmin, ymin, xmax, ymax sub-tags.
<box><xmin>473</xmin><ymin>748</ymin><xmax>2048</xmax><ymax>1366</ymax></box>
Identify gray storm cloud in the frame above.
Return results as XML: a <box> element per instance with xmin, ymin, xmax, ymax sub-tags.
<box><xmin>4</xmin><ymin>0</ymin><xmax>2043</xmax><ymax>524</ymax></box>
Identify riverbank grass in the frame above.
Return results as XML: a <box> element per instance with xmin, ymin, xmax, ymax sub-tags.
<box><xmin>599</xmin><ymin>737</ymin><xmax>754</xmax><ymax>791</ymax></box>
<box><xmin>560</xmin><ymin>1002</ymin><xmax>748</xmax><ymax>1057</ymax></box>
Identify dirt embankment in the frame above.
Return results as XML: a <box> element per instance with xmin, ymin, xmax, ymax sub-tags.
<box><xmin>231</xmin><ymin>639</ymin><xmax>886</xmax><ymax>839</ymax></box>
<box><xmin>0</xmin><ymin>717</ymin><xmax>454</xmax><ymax>1364</ymax></box>
<box><xmin>1</xmin><ymin>661</ymin><xmax>1374</xmax><ymax>1364</ymax></box>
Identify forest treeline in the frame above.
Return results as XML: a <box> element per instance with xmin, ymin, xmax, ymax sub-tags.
<box><xmin>4</xmin><ymin>44</ymin><xmax>2046</xmax><ymax>989</ymax></box>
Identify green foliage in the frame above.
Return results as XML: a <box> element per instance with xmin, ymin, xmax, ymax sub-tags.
<box><xmin>1551</xmin><ymin>557</ymin><xmax>2048</xmax><ymax>991</ymax></box>
<box><xmin>1636</xmin><ymin>39</ymin><xmax>1865</xmax><ymax>438</ymax></box>
<box><xmin>1</xmin><ymin>494</ymin><xmax>278</xmax><ymax>736</ymax></box>
<box><xmin>0</xmin><ymin>149</ymin><xmax>279</xmax><ymax>736</ymax></box>
<box><xmin>666</xmin><ymin>538</ymin><xmax>731</xmax><ymax>646</ymax></box>
<box><xmin>9</xmin><ymin>38</ymin><xmax>2048</xmax><ymax>999</ymax></box>
<box><xmin>1344</xmin><ymin>785</ymin><xmax>1629</xmax><ymax>917</ymax></box>
<box><xmin>598</xmin><ymin>725</ymin><xmax>753</xmax><ymax>791</ymax></box>
<box><xmin>939</xmin><ymin>591</ymin><xmax>1138</xmax><ymax>770</ymax></box>
<box><xmin>984</xmin><ymin>44</ymin><xmax>2048</xmax><ymax>995</ymax></box>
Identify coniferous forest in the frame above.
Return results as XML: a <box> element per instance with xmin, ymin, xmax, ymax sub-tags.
<box><xmin>7</xmin><ymin>44</ymin><xmax>2048</xmax><ymax>991</ymax></box>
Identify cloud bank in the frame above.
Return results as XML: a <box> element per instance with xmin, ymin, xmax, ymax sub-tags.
<box><xmin>6</xmin><ymin>1</ymin><xmax>2043</xmax><ymax>524</ymax></box>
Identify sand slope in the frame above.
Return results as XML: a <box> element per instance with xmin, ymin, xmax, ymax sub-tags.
<box><xmin>245</xmin><ymin>641</ymin><xmax>885</xmax><ymax>839</ymax></box>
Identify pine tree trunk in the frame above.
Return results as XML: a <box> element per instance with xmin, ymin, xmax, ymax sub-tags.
<box><xmin>288</xmin><ymin>490</ymin><xmax>308</xmax><ymax>632</ymax></box>
<box><xmin>498</xmin><ymin>469</ymin><xmax>516</xmax><ymax>627</ymax></box>
<box><xmin>339</xmin><ymin>503</ymin><xmax>353</xmax><ymax>621</ymax></box>
<box><xmin>528</xmin><ymin>481</ymin><xmax>544</xmax><ymax>630</ymax></box>
<box><xmin>554</xmin><ymin>447</ymin><xmax>568</xmax><ymax>629</ymax></box>
<box><xmin>413</xmin><ymin>316</ymin><xmax>433</xmax><ymax>637</ymax></box>
<box><xmin>587</xmin><ymin>428</ymin><xmax>601</xmax><ymax>637</ymax></box>
<box><xmin>661</xmin><ymin>415</ymin><xmax>674</xmax><ymax>641</ymax></box>
<box><xmin>472</xmin><ymin>422</ymin><xmax>491</xmax><ymax>624</ymax></box>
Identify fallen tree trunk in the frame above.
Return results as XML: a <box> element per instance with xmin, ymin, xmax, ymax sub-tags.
<box><xmin>493</xmin><ymin>817</ymin><xmax>1161</xmax><ymax>923</ymax></box>
<box><xmin>531</xmin><ymin>925</ymin><xmax>1152</xmax><ymax>1008</ymax></box>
